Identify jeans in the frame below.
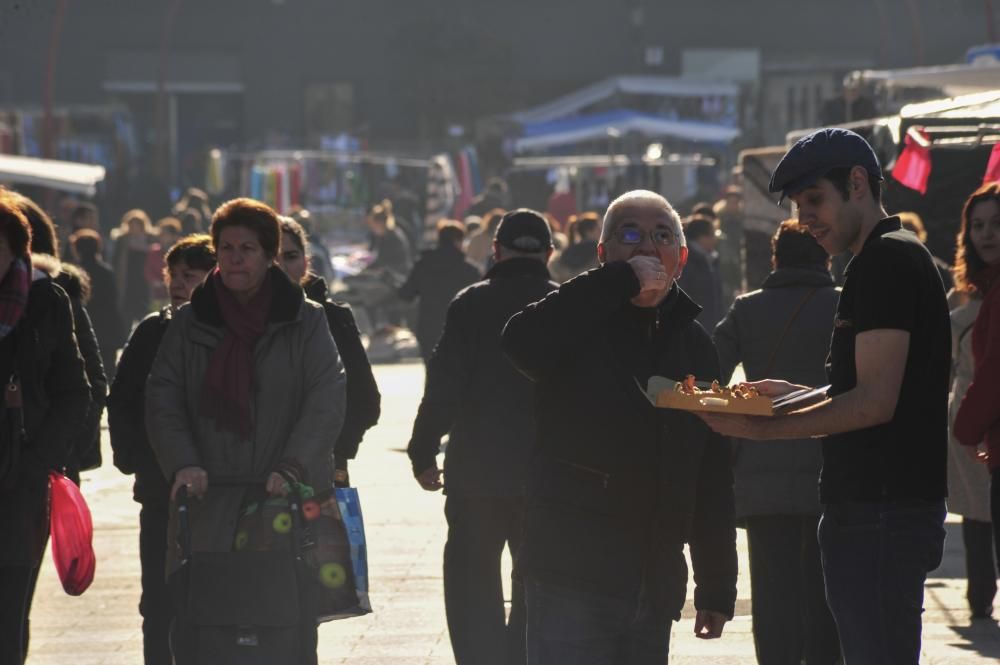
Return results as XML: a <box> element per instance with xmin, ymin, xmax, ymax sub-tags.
<box><xmin>140</xmin><ymin>503</ymin><xmax>173</xmax><ymax>665</ymax></box>
<box><xmin>444</xmin><ymin>495</ymin><xmax>526</xmax><ymax>665</ymax></box>
<box><xmin>524</xmin><ymin>577</ymin><xmax>670</xmax><ymax>665</ymax></box>
<box><xmin>745</xmin><ymin>515</ymin><xmax>840</xmax><ymax>665</ymax></box>
<box><xmin>961</xmin><ymin>518</ymin><xmax>997</xmax><ymax>617</ymax></box>
<box><xmin>818</xmin><ymin>499</ymin><xmax>946</xmax><ymax>665</ymax></box>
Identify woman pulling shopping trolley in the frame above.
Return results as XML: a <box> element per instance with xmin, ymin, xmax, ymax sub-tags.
<box><xmin>146</xmin><ymin>198</ymin><xmax>346</xmax><ymax>664</ymax></box>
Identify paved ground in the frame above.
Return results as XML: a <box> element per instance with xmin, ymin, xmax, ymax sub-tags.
<box><xmin>25</xmin><ymin>362</ymin><xmax>1000</xmax><ymax>664</ymax></box>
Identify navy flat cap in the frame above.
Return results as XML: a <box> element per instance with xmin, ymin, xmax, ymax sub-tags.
<box><xmin>769</xmin><ymin>128</ymin><xmax>884</xmax><ymax>203</ymax></box>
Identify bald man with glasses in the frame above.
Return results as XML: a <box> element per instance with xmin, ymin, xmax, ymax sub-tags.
<box><xmin>502</xmin><ymin>190</ymin><xmax>737</xmax><ymax>665</ymax></box>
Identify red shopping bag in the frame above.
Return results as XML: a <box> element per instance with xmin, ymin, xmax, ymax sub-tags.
<box><xmin>48</xmin><ymin>471</ymin><xmax>96</xmax><ymax>595</ymax></box>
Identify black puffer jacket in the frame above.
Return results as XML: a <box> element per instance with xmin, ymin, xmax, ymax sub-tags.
<box><xmin>108</xmin><ymin>307</ymin><xmax>172</xmax><ymax>504</ymax></box>
<box><xmin>304</xmin><ymin>276</ymin><xmax>381</xmax><ymax>466</ymax></box>
<box><xmin>0</xmin><ymin>275</ymin><xmax>90</xmax><ymax>566</ymax></box>
<box><xmin>502</xmin><ymin>262</ymin><xmax>737</xmax><ymax>619</ymax></box>
<box><xmin>407</xmin><ymin>257</ymin><xmax>557</xmax><ymax>496</ymax></box>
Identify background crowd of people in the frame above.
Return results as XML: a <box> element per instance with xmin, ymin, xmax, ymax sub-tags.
<box><xmin>0</xmin><ymin>137</ymin><xmax>998</xmax><ymax>664</ymax></box>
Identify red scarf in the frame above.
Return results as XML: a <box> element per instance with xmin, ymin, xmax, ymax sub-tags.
<box><xmin>200</xmin><ymin>268</ymin><xmax>274</xmax><ymax>439</ymax></box>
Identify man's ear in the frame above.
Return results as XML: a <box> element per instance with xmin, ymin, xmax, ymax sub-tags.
<box><xmin>597</xmin><ymin>242</ymin><xmax>606</xmax><ymax>264</ymax></box>
<box><xmin>675</xmin><ymin>246</ymin><xmax>689</xmax><ymax>279</ymax></box>
<box><xmin>849</xmin><ymin>166</ymin><xmax>868</xmax><ymax>199</ymax></box>
<box><xmin>492</xmin><ymin>240</ymin><xmax>502</xmax><ymax>264</ymax></box>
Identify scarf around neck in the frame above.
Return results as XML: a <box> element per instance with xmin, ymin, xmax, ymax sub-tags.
<box><xmin>199</xmin><ymin>268</ymin><xmax>274</xmax><ymax>439</ymax></box>
<box><xmin>0</xmin><ymin>257</ymin><xmax>30</xmax><ymax>341</ymax></box>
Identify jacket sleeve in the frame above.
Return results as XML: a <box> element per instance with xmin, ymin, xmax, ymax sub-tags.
<box><xmin>955</xmin><ymin>290</ymin><xmax>1000</xmax><ymax>446</ymax></box>
<box><xmin>31</xmin><ymin>287</ymin><xmax>90</xmax><ymax>471</ymax></box>
<box><xmin>502</xmin><ymin>261</ymin><xmax>639</xmax><ymax>381</ymax></box>
<box><xmin>687</xmin><ymin>333</ymin><xmax>738</xmax><ymax>618</ymax></box>
<box><xmin>146</xmin><ymin>310</ymin><xmax>203</xmax><ymax>480</ymax></box>
<box><xmin>712</xmin><ymin>300</ymin><xmax>742</xmax><ymax>384</ymax></box>
<box><xmin>407</xmin><ymin>294</ymin><xmax>473</xmax><ymax>475</ymax></box>
<box><xmin>71</xmin><ymin>302</ymin><xmax>108</xmax><ymax>471</ymax></box>
<box><xmin>109</xmin><ymin>317</ymin><xmax>160</xmax><ymax>474</ymax></box>
<box><xmin>281</xmin><ymin>307</ymin><xmax>347</xmax><ymax>479</ymax></box>
<box><xmin>327</xmin><ymin>304</ymin><xmax>381</xmax><ymax>465</ymax></box>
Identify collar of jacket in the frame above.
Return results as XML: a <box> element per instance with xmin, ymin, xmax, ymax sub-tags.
<box><xmin>761</xmin><ymin>267</ymin><xmax>834</xmax><ymax>290</ymax></box>
<box><xmin>421</xmin><ymin>244</ymin><xmax>466</xmax><ymax>261</ymax></box>
<box><xmin>302</xmin><ymin>273</ymin><xmax>328</xmax><ymax>303</ymax></box>
<box><xmin>190</xmin><ymin>265</ymin><xmax>304</xmax><ymax>328</ymax></box>
<box><xmin>635</xmin><ymin>282</ymin><xmax>701</xmax><ymax>329</ymax></box>
<box><xmin>485</xmin><ymin>256</ymin><xmax>551</xmax><ymax>281</ymax></box>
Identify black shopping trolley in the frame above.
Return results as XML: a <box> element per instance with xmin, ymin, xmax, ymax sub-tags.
<box><xmin>169</xmin><ymin>478</ymin><xmax>317</xmax><ymax>665</ymax></box>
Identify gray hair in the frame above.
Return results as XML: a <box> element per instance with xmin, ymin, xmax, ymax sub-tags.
<box><xmin>600</xmin><ymin>190</ymin><xmax>685</xmax><ymax>246</ymax></box>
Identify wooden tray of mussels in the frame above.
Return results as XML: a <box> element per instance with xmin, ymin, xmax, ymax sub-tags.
<box><xmin>644</xmin><ymin>375</ymin><xmax>829</xmax><ymax>416</ymax></box>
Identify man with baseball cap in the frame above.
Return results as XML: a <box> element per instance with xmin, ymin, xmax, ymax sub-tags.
<box><xmin>503</xmin><ymin>191</ymin><xmax>737</xmax><ymax>663</ymax></box>
<box><xmin>408</xmin><ymin>209</ymin><xmax>558</xmax><ymax>665</ymax></box>
<box><xmin>702</xmin><ymin>128</ymin><xmax>950</xmax><ymax>664</ymax></box>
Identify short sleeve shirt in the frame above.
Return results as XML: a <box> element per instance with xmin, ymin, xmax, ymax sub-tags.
<box><xmin>821</xmin><ymin>217</ymin><xmax>951</xmax><ymax>503</ymax></box>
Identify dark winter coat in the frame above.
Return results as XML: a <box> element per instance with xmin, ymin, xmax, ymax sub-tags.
<box><xmin>146</xmin><ymin>267</ymin><xmax>346</xmax><ymax>573</ymax></box>
<box><xmin>0</xmin><ymin>275</ymin><xmax>90</xmax><ymax>566</ymax></box>
<box><xmin>398</xmin><ymin>245</ymin><xmax>481</xmax><ymax>360</ymax></box>
<box><xmin>79</xmin><ymin>255</ymin><xmax>127</xmax><ymax>375</ymax></box>
<box><xmin>34</xmin><ymin>254</ymin><xmax>108</xmax><ymax>475</ymax></box>
<box><xmin>408</xmin><ymin>257</ymin><xmax>557</xmax><ymax>496</ymax></box>
<box><xmin>303</xmin><ymin>276</ymin><xmax>381</xmax><ymax>467</ymax></box>
<box><xmin>108</xmin><ymin>307</ymin><xmax>172</xmax><ymax>504</ymax></box>
<box><xmin>712</xmin><ymin>267</ymin><xmax>840</xmax><ymax>520</ymax></box>
<box><xmin>677</xmin><ymin>242</ymin><xmax>723</xmax><ymax>332</ymax></box>
<box><xmin>501</xmin><ymin>263</ymin><xmax>737</xmax><ymax>619</ymax></box>
<box><xmin>552</xmin><ymin>239</ymin><xmax>599</xmax><ymax>282</ymax></box>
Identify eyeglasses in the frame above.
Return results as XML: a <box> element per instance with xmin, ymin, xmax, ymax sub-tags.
<box><xmin>614</xmin><ymin>227</ymin><xmax>680</xmax><ymax>247</ymax></box>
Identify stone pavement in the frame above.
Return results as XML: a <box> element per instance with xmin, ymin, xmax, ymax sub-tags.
<box><xmin>25</xmin><ymin>362</ymin><xmax>1000</xmax><ymax>664</ymax></box>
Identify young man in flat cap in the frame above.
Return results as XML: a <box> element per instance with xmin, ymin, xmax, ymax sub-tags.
<box><xmin>408</xmin><ymin>209</ymin><xmax>558</xmax><ymax>665</ymax></box>
<box><xmin>503</xmin><ymin>191</ymin><xmax>737</xmax><ymax>664</ymax></box>
<box><xmin>703</xmin><ymin>128</ymin><xmax>950</xmax><ymax>664</ymax></box>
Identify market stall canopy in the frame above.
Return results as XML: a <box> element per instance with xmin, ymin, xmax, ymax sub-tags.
<box><xmin>510</xmin><ymin>76</ymin><xmax>740</xmax><ymax>125</ymax></box>
<box><xmin>855</xmin><ymin>62</ymin><xmax>1000</xmax><ymax>96</ymax></box>
<box><xmin>0</xmin><ymin>154</ymin><xmax>106</xmax><ymax>195</ymax></box>
<box><xmin>515</xmin><ymin>110</ymin><xmax>740</xmax><ymax>153</ymax></box>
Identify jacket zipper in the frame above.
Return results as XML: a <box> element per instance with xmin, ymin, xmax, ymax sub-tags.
<box><xmin>555</xmin><ymin>458</ymin><xmax>610</xmax><ymax>488</ymax></box>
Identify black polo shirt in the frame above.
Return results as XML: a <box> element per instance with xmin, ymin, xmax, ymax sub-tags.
<box><xmin>821</xmin><ymin>216</ymin><xmax>950</xmax><ymax>503</ymax></box>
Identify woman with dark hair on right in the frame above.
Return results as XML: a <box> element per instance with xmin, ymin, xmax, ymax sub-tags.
<box><xmin>953</xmin><ymin>182</ymin><xmax>1000</xmax><ymax>608</ymax></box>
<box><xmin>278</xmin><ymin>217</ymin><xmax>381</xmax><ymax>487</ymax></box>
<box><xmin>713</xmin><ymin>219</ymin><xmax>841</xmax><ymax>665</ymax></box>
